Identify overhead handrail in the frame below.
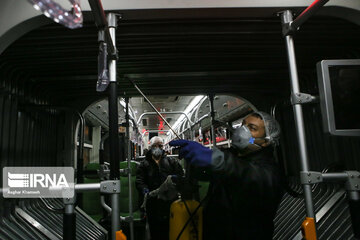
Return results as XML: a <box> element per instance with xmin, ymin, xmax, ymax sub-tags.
<box><xmin>168</xmin><ymin>114</ymin><xmax>210</xmax><ymax>141</ymax></box>
<box><xmin>128</xmin><ymin>78</ymin><xmax>181</xmax><ymax>139</ymax></box>
<box><xmin>194</xmin><ymin>96</ymin><xmax>209</xmax><ymax>123</ymax></box>
<box><xmin>137</xmin><ymin>111</ymin><xmax>193</xmax><ymax>126</ymax></box>
<box><xmin>142</xmin><ymin>130</ymin><xmax>170</xmax><ymax>137</ymax></box>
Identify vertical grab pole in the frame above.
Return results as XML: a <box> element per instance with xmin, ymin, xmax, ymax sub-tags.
<box><xmin>75</xmin><ymin>111</ymin><xmax>85</xmax><ymax>208</ymax></box>
<box><xmin>189</xmin><ymin>123</ymin><xmax>195</xmax><ymax>141</ymax></box>
<box><xmin>63</xmin><ymin>197</ymin><xmax>76</xmax><ymax>240</ymax></box>
<box><xmin>76</xmin><ymin>112</ymin><xmax>85</xmax><ymax>184</ymax></box>
<box><xmin>208</xmin><ymin>94</ymin><xmax>216</xmax><ymax>148</ymax></box>
<box><xmin>280</xmin><ymin>10</ymin><xmax>317</xmax><ymax>236</ymax></box>
<box><xmin>107</xmin><ymin>13</ymin><xmax>120</xmax><ymax>240</ymax></box>
<box><xmin>125</xmin><ymin>97</ymin><xmax>135</xmax><ymax>240</ymax></box>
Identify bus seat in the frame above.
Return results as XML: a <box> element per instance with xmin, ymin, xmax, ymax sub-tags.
<box><xmin>82</xmin><ymin>163</ymin><xmax>103</xmax><ymax>222</ymax></box>
<box><xmin>198</xmin><ymin>181</ymin><xmax>210</xmax><ymax>202</ymax></box>
<box><xmin>119</xmin><ymin>161</ymin><xmax>141</xmax><ymax>221</ymax></box>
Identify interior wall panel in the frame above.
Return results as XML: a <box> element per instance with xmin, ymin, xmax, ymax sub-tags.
<box><xmin>0</xmin><ymin>63</ymin><xmax>76</xmax><ymax>192</ymax></box>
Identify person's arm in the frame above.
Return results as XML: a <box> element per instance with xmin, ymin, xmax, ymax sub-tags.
<box><xmin>135</xmin><ymin>161</ymin><xmax>149</xmax><ymax>193</ymax></box>
<box><xmin>212</xmin><ymin>147</ymin><xmax>283</xmax><ymax>203</ymax></box>
<box><xmin>211</xmin><ymin>147</ymin><xmax>253</xmax><ymax>178</ymax></box>
<box><xmin>172</xmin><ymin>158</ymin><xmax>185</xmax><ymax>177</ymax></box>
<box><xmin>169</xmin><ymin>140</ymin><xmax>254</xmax><ymax>180</ymax></box>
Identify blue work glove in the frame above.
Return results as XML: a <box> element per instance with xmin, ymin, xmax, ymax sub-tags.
<box><xmin>169</xmin><ymin>140</ymin><xmax>212</xmax><ymax>167</ymax></box>
<box><xmin>143</xmin><ymin>188</ymin><xmax>149</xmax><ymax>194</ymax></box>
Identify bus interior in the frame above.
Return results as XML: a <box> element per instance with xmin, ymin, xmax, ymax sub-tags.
<box><xmin>0</xmin><ymin>0</ymin><xmax>360</xmax><ymax>239</ymax></box>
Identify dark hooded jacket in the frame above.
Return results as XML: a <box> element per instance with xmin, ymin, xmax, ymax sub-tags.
<box><xmin>136</xmin><ymin>150</ymin><xmax>184</xmax><ymax>193</ymax></box>
<box><xmin>136</xmin><ymin>150</ymin><xmax>184</xmax><ymax>215</ymax></box>
<box><xmin>202</xmin><ymin>146</ymin><xmax>284</xmax><ymax>240</ymax></box>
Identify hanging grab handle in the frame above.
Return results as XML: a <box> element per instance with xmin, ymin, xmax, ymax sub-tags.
<box><xmin>27</xmin><ymin>0</ymin><xmax>83</xmax><ymax>29</ymax></box>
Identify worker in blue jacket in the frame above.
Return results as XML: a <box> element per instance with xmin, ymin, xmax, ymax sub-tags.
<box><xmin>170</xmin><ymin>111</ymin><xmax>284</xmax><ymax>240</ymax></box>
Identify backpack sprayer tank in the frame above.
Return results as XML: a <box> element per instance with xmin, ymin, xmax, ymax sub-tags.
<box><xmin>169</xmin><ymin>164</ymin><xmax>203</xmax><ymax>240</ymax></box>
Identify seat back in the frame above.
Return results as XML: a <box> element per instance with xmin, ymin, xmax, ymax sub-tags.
<box><xmin>119</xmin><ymin>161</ymin><xmax>140</xmax><ymax>214</ymax></box>
<box><xmin>82</xmin><ymin>163</ymin><xmax>102</xmax><ymax>217</ymax></box>
<box><xmin>198</xmin><ymin>181</ymin><xmax>210</xmax><ymax>202</ymax></box>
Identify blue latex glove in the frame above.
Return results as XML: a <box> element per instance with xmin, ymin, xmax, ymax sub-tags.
<box><xmin>143</xmin><ymin>188</ymin><xmax>149</xmax><ymax>194</ymax></box>
<box><xmin>169</xmin><ymin>140</ymin><xmax>212</xmax><ymax>167</ymax></box>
